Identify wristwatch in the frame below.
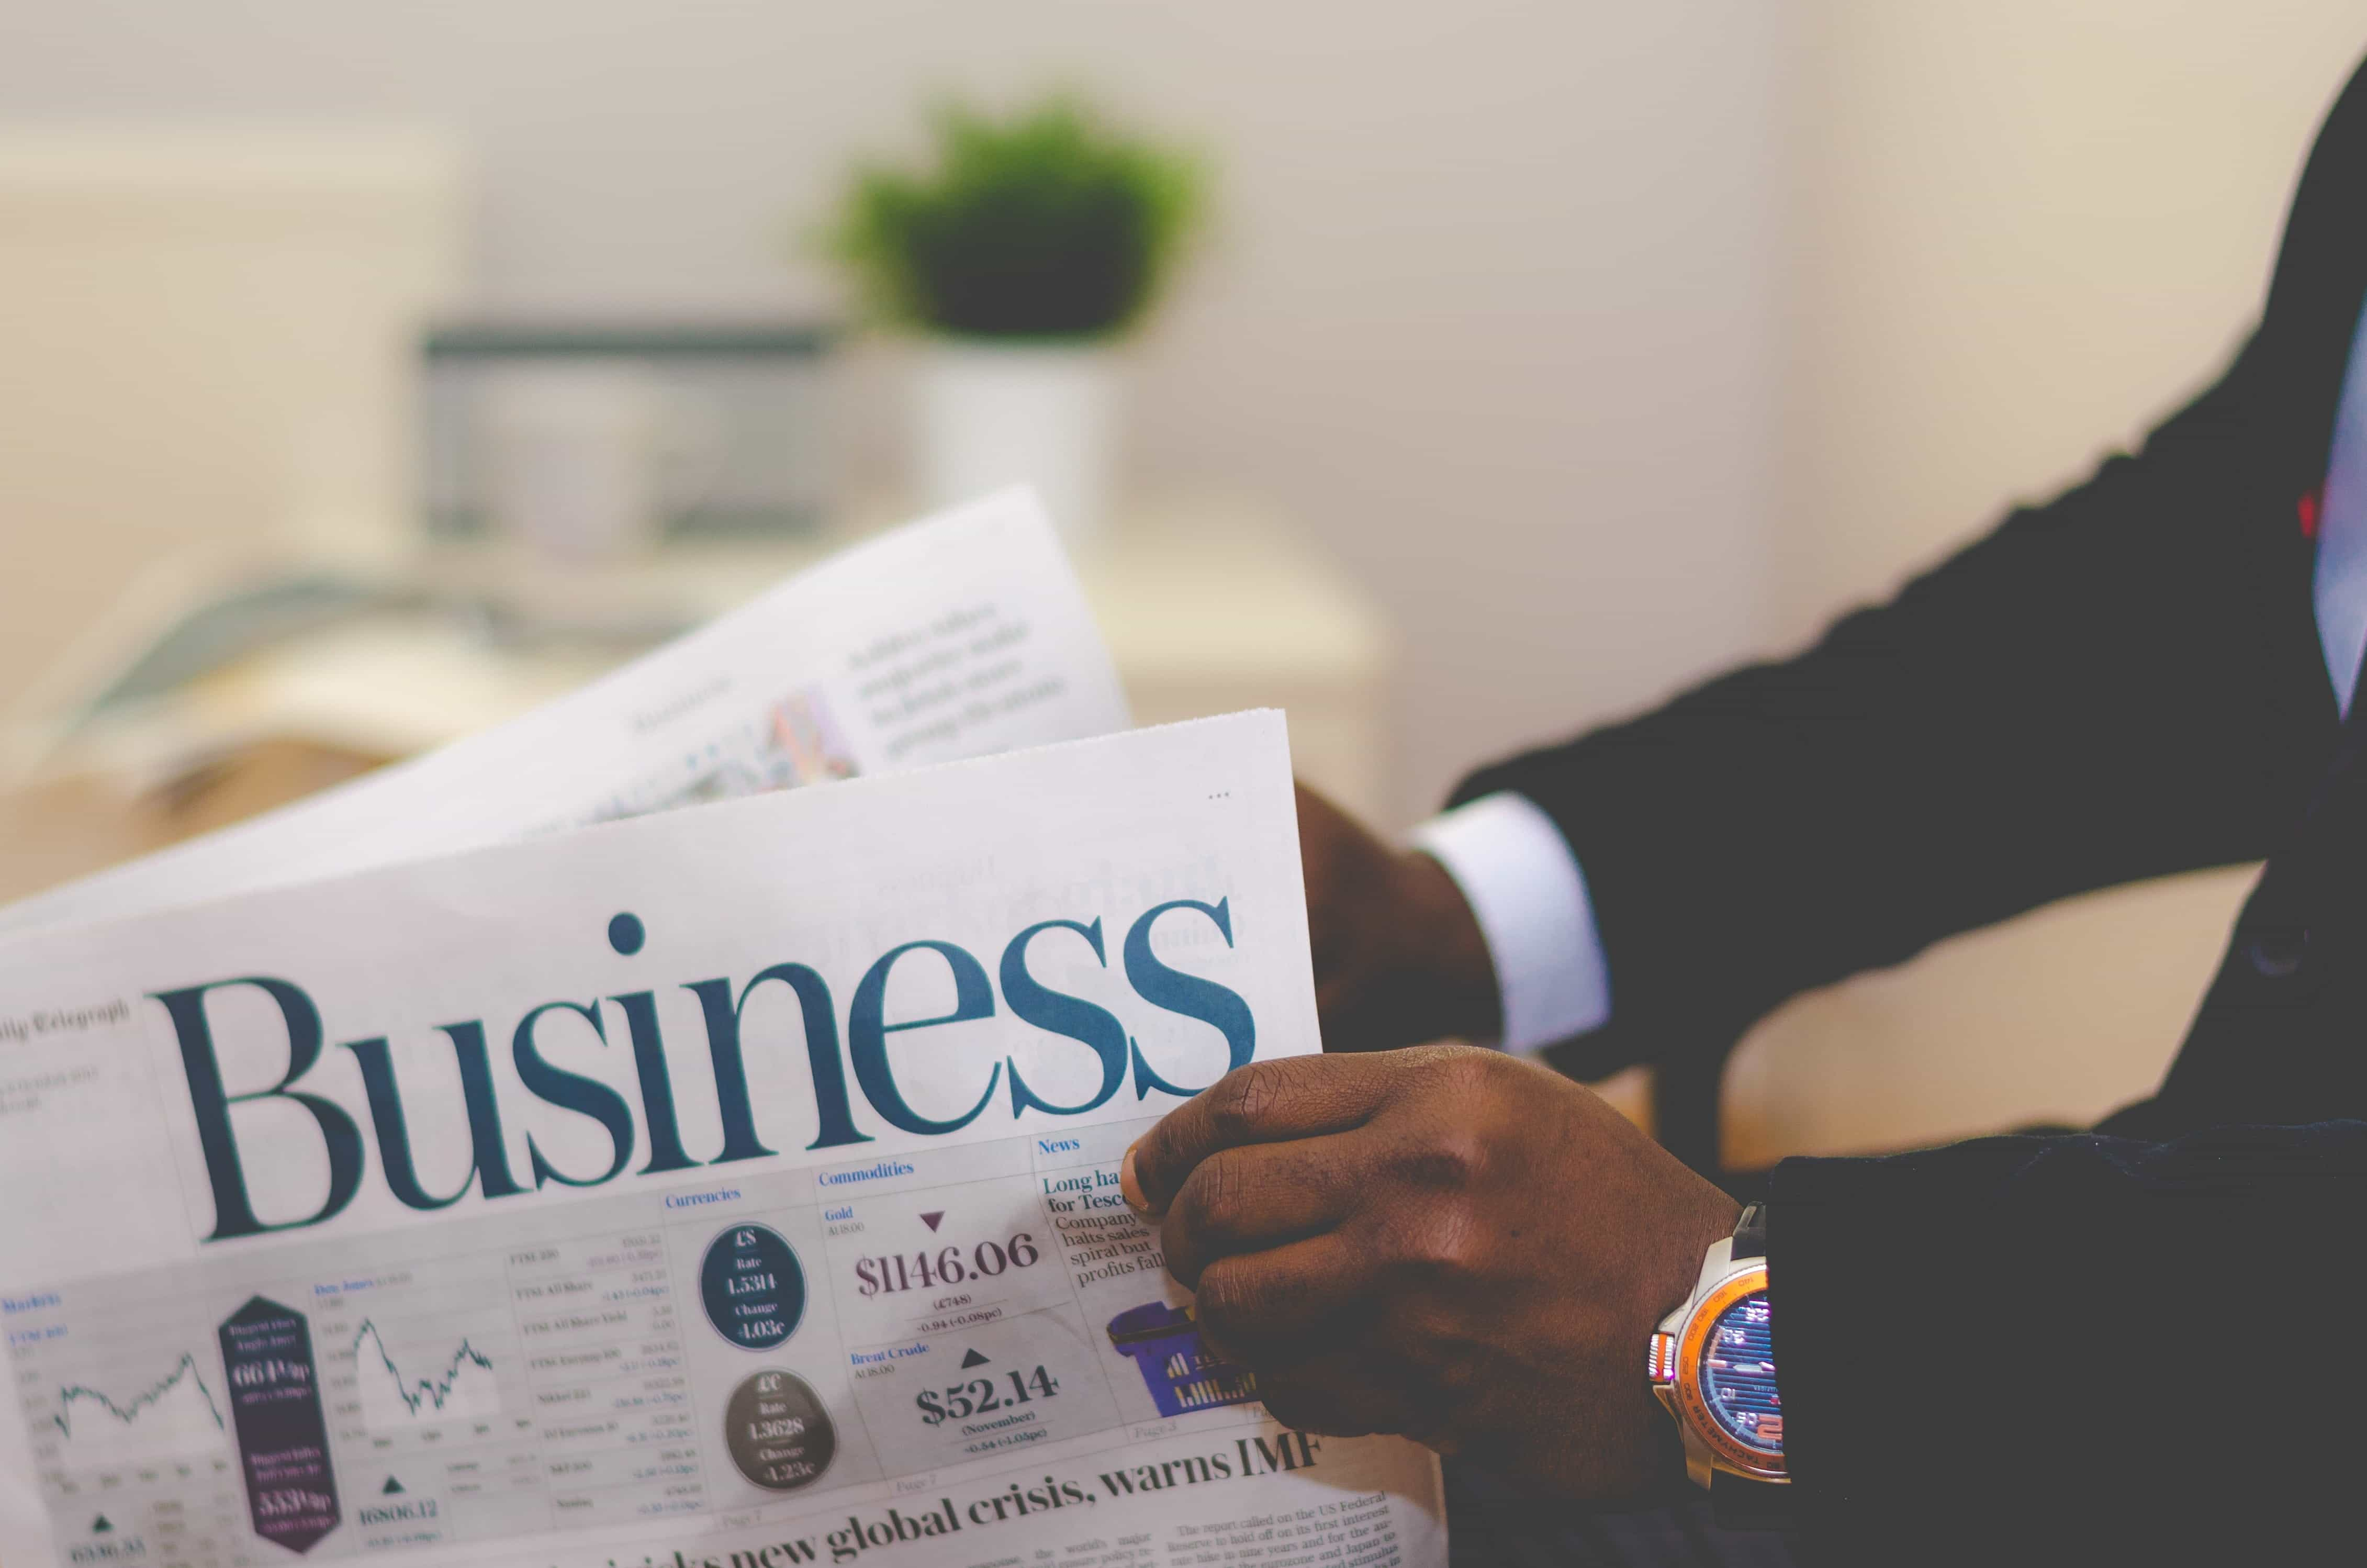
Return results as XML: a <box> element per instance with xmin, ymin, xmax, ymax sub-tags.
<box><xmin>1647</xmin><ymin>1203</ymin><xmax>1791</xmax><ymax>1529</ymax></box>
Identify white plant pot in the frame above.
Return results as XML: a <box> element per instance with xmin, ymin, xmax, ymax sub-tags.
<box><xmin>915</xmin><ymin>339</ymin><xmax>1118</xmax><ymax>551</ymax></box>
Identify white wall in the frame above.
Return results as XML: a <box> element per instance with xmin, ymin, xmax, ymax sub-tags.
<box><xmin>0</xmin><ymin>0</ymin><xmax>1788</xmax><ymax>826</ymax></box>
<box><xmin>1781</xmin><ymin>1</ymin><xmax>2367</xmax><ymax>634</ymax></box>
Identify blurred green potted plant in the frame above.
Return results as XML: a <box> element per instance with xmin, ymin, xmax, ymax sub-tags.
<box><xmin>828</xmin><ymin>95</ymin><xmax>1205</xmax><ymax>547</ymax></box>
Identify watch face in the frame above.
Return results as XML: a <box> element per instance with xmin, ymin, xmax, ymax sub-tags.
<box><xmin>1698</xmin><ymin>1288</ymin><xmax>1781</xmax><ymax>1458</ymax></box>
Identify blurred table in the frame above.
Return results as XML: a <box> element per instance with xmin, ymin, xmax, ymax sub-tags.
<box><xmin>0</xmin><ymin>494</ymin><xmax>1390</xmax><ymax>908</ymax></box>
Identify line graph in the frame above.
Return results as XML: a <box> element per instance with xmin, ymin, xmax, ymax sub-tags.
<box><xmin>352</xmin><ymin>1319</ymin><xmax>502</xmax><ymax>1430</ymax></box>
<box><xmin>49</xmin><ymin>1352</ymin><xmax>228</xmax><ymax>1464</ymax></box>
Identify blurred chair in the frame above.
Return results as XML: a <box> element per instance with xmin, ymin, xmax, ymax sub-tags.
<box><xmin>0</xmin><ymin>127</ymin><xmax>462</xmax><ymax>732</ymax></box>
<box><xmin>1721</xmin><ymin>865</ymin><xmax>2256</xmax><ymax>1167</ymax></box>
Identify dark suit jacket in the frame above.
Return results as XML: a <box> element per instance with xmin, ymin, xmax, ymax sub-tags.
<box><xmin>1451</xmin><ymin>57</ymin><xmax>2367</xmax><ymax>1561</ymax></box>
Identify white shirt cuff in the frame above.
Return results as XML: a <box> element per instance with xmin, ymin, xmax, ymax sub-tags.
<box><xmin>1410</xmin><ymin>790</ymin><xmax>1612</xmax><ymax>1054</ymax></box>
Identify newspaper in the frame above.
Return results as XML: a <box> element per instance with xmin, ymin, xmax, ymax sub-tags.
<box><xmin>0</xmin><ymin>489</ymin><xmax>1129</xmax><ymax>939</ymax></box>
<box><xmin>0</xmin><ymin>708</ymin><xmax>1449</xmax><ymax>1568</ymax></box>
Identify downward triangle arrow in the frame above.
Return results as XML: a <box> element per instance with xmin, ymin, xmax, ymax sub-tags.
<box><xmin>961</xmin><ymin>1349</ymin><xmax>990</xmax><ymax>1368</ymax></box>
<box><xmin>919</xmin><ymin>1212</ymin><xmax>945</xmax><ymax>1232</ymax></box>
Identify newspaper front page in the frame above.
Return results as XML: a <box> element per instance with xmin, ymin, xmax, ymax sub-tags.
<box><xmin>0</xmin><ymin>713</ymin><xmax>1448</xmax><ymax>1568</ymax></box>
<box><xmin>0</xmin><ymin>488</ymin><xmax>1128</xmax><ymax>939</ymax></box>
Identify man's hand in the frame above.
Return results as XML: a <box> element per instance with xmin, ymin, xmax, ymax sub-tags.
<box><xmin>1121</xmin><ymin>1045</ymin><xmax>1740</xmax><ymax>1500</ymax></box>
<box><xmin>1297</xmin><ymin>785</ymin><xmax>1499</xmax><ymax>1051</ymax></box>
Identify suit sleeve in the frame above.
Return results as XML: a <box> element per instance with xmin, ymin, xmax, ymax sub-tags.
<box><xmin>1450</xmin><ymin>340</ymin><xmax>2338</xmax><ymax>1078</ymax></box>
<box><xmin>1769</xmin><ymin>1123</ymin><xmax>2367</xmax><ymax>1559</ymax></box>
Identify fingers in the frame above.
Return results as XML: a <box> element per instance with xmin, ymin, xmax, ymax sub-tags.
<box><xmin>1189</xmin><ymin>1233</ymin><xmax>1371</xmax><ymax>1361</ymax></box>
<box><xmin>1250</xmin><ymin>1349</ymin><xmax>1417</xmax><ymax>1440</ymax></box>
<box><xmin>1126</xmin><ymin>1054</ymin><xmax>1400</xmax><ymax>1216</ymax></box>
<box><xmin>1157</xmin><ymin>1133</ymin><xmax>1363</xmax><ymax>1289</ymax></box>
<box><xmin>1191</xmin><ymin>1240</ymin><xmax>1426</xmax><ymax>1441</ymax></box>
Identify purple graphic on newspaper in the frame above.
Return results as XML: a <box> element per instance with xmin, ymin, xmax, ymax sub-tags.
<box><xmin>1106</xmin><ymin>1302</ymin><xmax>1259</xmax><ymax>1417</ymax></box>
<box><xmin>218</xmin><ymin>1297</ymin><xmax>340</xmax><ymax>1554</ymax></box>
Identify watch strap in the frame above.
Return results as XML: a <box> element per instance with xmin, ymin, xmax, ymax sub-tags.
<box><xmin>1731</xmin><ymin>1202</ymin><xmax>1767</xmax><ymax>1261</ymax></box>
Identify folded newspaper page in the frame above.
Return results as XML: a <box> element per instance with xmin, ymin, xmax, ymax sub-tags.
<box><xmin>0</xmin><ymin>712</ymin><xmax>1447</xmax><ymax>1568</ymax></box>
<box><xmin>0</xmin><ymin>488</ymin><xmax>1128</xmax><ymax>939</ymax></box>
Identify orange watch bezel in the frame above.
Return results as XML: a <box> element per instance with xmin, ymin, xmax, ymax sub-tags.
<box><xmin>1672</xmin><ymin>1262</ymin><xmax>1786</xmax><ymax>1482</ymax></box>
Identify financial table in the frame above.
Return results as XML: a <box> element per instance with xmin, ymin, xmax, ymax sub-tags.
<box><xmin>5</xmin><ymin>1117</ymin><xmax>1255</xmax><ymax>1566</ymax></box>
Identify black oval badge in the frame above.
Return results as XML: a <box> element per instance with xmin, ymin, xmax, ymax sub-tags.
<box><xmin>701</xmin><ymin>1224</ymin><xmax>806</xmax><ymax>1349</ymax></box>
<box><xmin>724</xmin><ymin>1369</ymin><xmax>834</xmax><ymax>1492</ymax></box>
